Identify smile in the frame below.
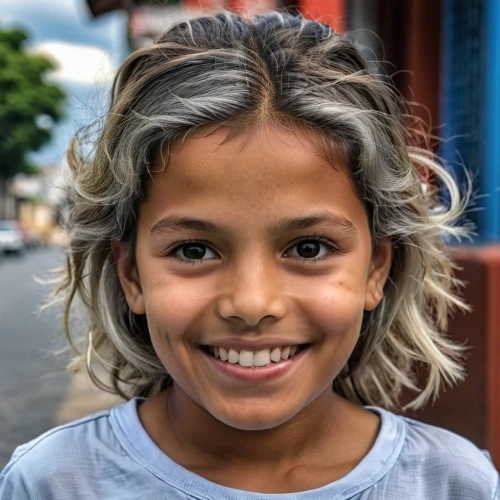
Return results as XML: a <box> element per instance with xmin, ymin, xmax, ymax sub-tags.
<box><xmin>201</xmin><ymin>344</ymin><xmax>310</xmax><ymax>368</ymax></box>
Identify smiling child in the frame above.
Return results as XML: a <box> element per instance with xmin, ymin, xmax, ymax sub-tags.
<box><xmin>0</xmin><ymin>10</ymin><xmax>498</xmax><ymax>500</ymax></box>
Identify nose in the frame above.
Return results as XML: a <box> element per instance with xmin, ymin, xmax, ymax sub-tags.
<box><xmin>216</xmin><ymin>253</ymin><xmax>287</xmax><ymax>327</ymax></box>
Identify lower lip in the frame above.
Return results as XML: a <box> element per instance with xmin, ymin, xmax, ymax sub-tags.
<box><xmin>201</xmin><ymin>346</ymin><xmax>310</xmax><ymax>382</ymax></box>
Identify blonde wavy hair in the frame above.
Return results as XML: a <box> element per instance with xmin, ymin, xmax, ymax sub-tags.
<box><xmin>54</xmin><ymin>10</ymin><xmax>472</xmax><ymax>410</ymax></box>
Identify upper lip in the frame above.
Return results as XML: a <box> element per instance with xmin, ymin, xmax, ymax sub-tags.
<box><xmin>200</xmin><ymin>339</ymin><xmax>309</xmax><ymax>350</ymax></box>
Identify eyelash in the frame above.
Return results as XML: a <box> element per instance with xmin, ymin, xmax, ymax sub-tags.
<box><xmin>166</xmin><ymin>235</ymin><xmax>341</xmax><ymax>266</ymax></box>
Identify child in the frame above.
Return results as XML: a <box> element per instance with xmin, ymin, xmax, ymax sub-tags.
<box><xmin>1</xmin><ymin>10</ymin><xmax>498</xmax><ymax>499</ymax></box>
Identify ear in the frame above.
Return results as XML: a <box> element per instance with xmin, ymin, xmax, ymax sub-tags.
<box><xmin>364</xmin><ymin>239</ymin><xmax>393</xmax><ymax>312</ymax></box>
<box><xmin>111</xmin><ymin>240</ymin><xmax>146</xmax><ymax>315</ymax></box>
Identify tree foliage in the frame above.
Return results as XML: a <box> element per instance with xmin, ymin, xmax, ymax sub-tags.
<box><xmin>0</xmin><ymin>27</ymin><xmax>66</xmax><ymax>179</ymax></box>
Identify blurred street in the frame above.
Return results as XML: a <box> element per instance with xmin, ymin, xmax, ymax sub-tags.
<box><xmin>0</xmin><ymin>248</ymin><xmax>121</xmax><ymax>469</ymax></box>
<box><xmin>0</xmin><ymin>248</ymin><xmax>68</xmax><ymax>468</ymax></box>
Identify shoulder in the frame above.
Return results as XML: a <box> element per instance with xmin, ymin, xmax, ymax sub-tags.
<box><xmin>397</xmin><ymin>414</ymin><xmax>499</xmax><ymax>499</ymax></box>
<box><xmin>0</xmin><ymin>407</ymin><xmax>123</xmax><ymax>499</ymax></box>
<box><xmin>3</xmin><ymin>408</ymin><xmax>115</xmax><ymax>468</ymax></box>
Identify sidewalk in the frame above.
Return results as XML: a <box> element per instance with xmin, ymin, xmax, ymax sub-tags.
<box><xmin>56</xmin><ymin>370</ymin><xmax>124</xmax><ymax>425</ymax></box>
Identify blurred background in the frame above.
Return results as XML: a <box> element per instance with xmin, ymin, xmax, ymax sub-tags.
<box><xmin>1</xmin><ymin>0</ymin><xmax>499</xmax><ymax>470</ymax></box>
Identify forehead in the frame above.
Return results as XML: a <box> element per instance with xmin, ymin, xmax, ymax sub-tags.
<box><xmin>142</xmin><ymin>122</ymin><xmax>367</xmax><ymax>231</ymax></box>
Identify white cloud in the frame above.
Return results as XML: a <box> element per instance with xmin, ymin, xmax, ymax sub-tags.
<box><xmin>30</xmin><ymin>41</ymin><xmax>116</xmax><ymax>85</ymax></box>
<box><xmin>1</xmin><ymin>0</ymin><xmax>77</xmax><ymax>17</ymax></box>
<box><xmin>2</xmin><ymin>0</ymin><xmax>71</xmax><ymax>6</ymax></box>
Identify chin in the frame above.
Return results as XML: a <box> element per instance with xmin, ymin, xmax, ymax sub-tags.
<box><xmin>211</xmin><ymin>404</ymin><xmax>300</xmax><ymax>431</ymax></box>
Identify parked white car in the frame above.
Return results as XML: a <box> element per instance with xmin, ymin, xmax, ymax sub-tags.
<box><xmin>0</xmin><ymin>220</ymin><xmax>25</xmax><ymax>254</ymax></box>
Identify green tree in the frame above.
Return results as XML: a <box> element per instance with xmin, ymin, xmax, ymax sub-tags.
<box><xmin>0</xmin><ymin>27</ymin><xmax>66</xmax><ymax>180</ymax></box>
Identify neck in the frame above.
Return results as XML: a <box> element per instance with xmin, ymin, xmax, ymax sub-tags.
<box><xmin>139</xmin><ymin>384</ymin><xmax>376</xmax><ymax>472</ymax></box>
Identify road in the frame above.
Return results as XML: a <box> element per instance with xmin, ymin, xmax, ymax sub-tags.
<box><xmin>0</xmin><ymin>247</ymin><xmax>121</xmax><ymax>469</ymax></box>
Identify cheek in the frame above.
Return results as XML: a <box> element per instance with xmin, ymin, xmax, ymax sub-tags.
<box><xmin>141</xmin><ymin>273</ymin><xmax>213</xmax><ymax>342</ymax></box>
<box><xmin>305</xmin><ymin>280</ymin><xmax>366</xmax><ymax>378</ymax></box>
<box><xmin>296</xmin><ymin>275</ymin><xmax>366</xmax><ymax>335</ymax></box>
<box><xmin>140</xmin><ymin>275</ymin><xmax>212</xmax><ymax>384</ymax></box>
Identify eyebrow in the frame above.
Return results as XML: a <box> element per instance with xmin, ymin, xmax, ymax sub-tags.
<box><xmin>150</xmin><ymin>210</ymin><xmax>356</xmax><ymax>238</ymax></box>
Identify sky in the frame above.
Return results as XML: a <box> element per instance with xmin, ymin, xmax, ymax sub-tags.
<box><xmin>0</xmin><ymin>0</ymin><xmax>128</xmax><ymax>166</ymax></box>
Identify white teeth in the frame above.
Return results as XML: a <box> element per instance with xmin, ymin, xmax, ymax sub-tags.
<box><xmin>210</xmin><ymin>344</ymin><xmax>304</xmax><ymax>366</ymax></box>
<box><xmin>219</xmin><ymin>347</ymin><xmax>228</xmax><ymax>361</ymax></box>
<box><xmin>270</xmin><ymin>347</ymin><xmax>281</xmax><ymax>363</ymax></box>
<box><xmin>228</xmin><ymin>349</ymin><xmax>239</xmax><ymax>364</ymax></box>
<box><xmin>254</xmin><ymin>349</ymin><xmax>271</xmax><ymax>367</ymax></box>
<box><xmin>281</xmin><ymin>345</ymin><xmax>291</xmax><ymax>360</ymax></box>
<box><xmin>239</xmin><ymin>350</ymin><xmax>253</xmax><ymax>367</ymax></box>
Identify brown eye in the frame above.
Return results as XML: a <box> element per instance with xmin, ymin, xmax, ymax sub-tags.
<box><xmin>169</xmin><ymin>241</ymin><xmax>219</xmax><ymax>264</ymax></box>
<box><xmin>296</xmin><ymin>241</ymin><xmax>321</xmax><ymax>258</ymax></box>
<box><xmin>284</xmin><ymin>237</ymin><xmax>338</xmax><ymax>262</ymax></box>
<box><xmin>181</xmin><ymin>244</ymin><xmax>207</xmax><ymax>260</ymax></box>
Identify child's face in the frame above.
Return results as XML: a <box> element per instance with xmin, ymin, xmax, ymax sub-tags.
<box><xmin>115</xmin><ymin>122</ymin><xmax>392</xmax><ymax>430</ymax></box>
